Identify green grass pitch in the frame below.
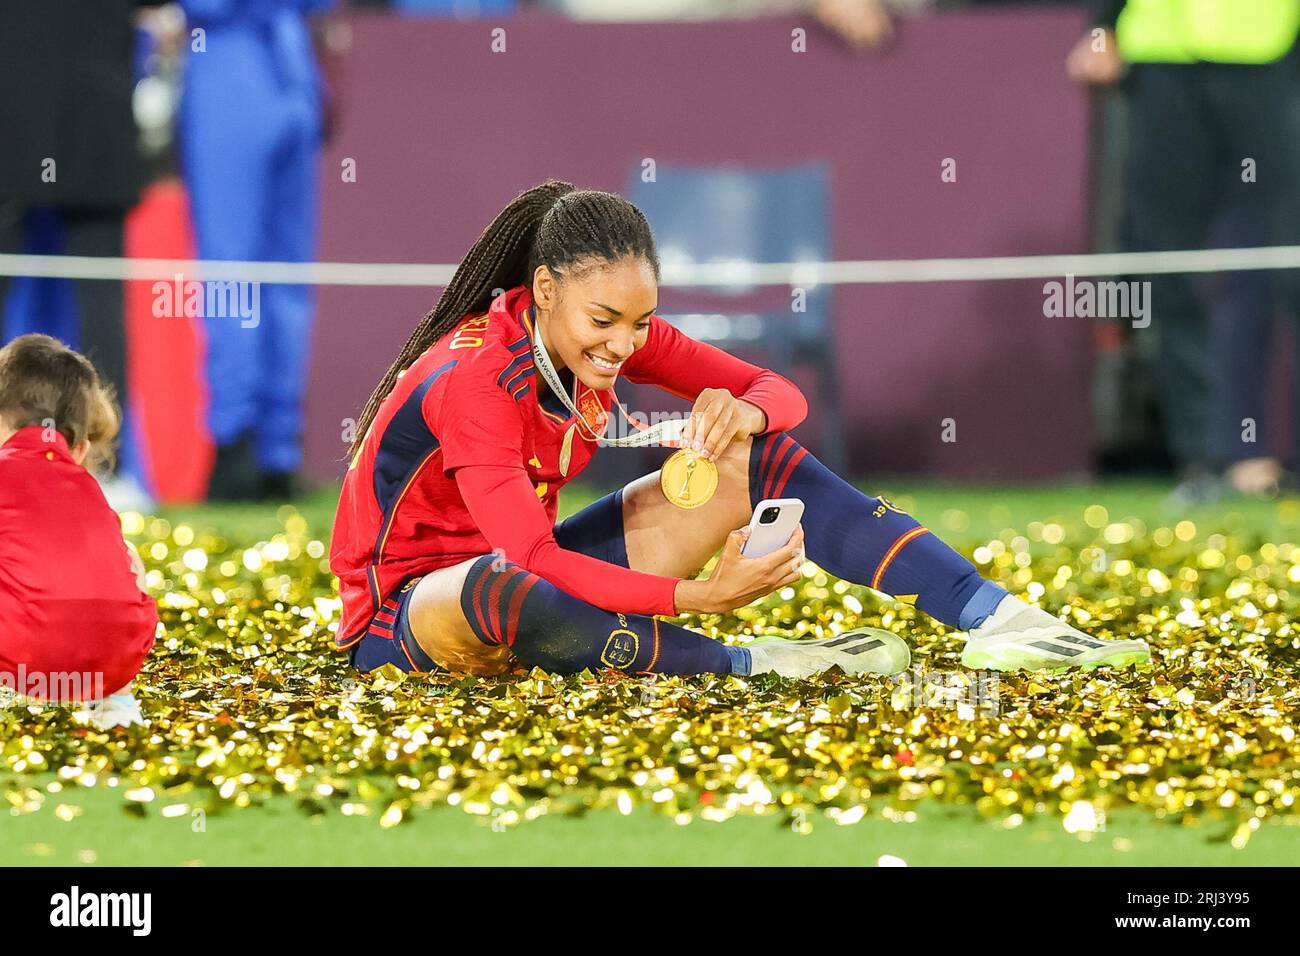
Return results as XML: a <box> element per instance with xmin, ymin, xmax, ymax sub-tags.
<box><xmin>4</xmin><ymin>479</ymin><xmax>1299</xmax><ymax>866</ymax></box>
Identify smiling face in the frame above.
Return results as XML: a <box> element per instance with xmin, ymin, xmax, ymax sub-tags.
<box><xmin>530</xmin><ymin>256</ymin><xmax>657</xmax><ymax>392</ymax></box>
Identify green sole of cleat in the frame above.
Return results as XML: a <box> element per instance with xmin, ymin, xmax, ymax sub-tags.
<box><xmin>1079</xmin><ymin>649</ymin><xmax>1151</xmax><ymax>671</ymax></box>
<box><xmin>961</xmin><ymin>646</ymin><xmax>1150</xmax><ymax>673</ymax></box>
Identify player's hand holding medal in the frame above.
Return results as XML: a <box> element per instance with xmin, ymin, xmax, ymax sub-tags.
<box><xmin>530</xmin><ymin>315</ymin><xmax>764</xmax><ymax>510</ymax></box>
<box><xmin>660</xmin><ymin>388</ymin><xmax>768</xmax><ymax>509</ymax></box>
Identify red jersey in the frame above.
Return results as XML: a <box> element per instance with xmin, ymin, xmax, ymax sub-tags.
<box><xmin>330</xmin><ymin>285</ymin><xmax>807</xmax><ymax>649</ymax></box>
<box><xmin>0</xmin><ymin>427</ymin><xmax>158</xmax><ymax>699</ymax></box>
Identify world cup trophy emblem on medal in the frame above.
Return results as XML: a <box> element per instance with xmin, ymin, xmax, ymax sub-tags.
<box><xmin>660</xmin><ymin>446</ymin><xmax>717</xmax><ymax>509</ymax></box>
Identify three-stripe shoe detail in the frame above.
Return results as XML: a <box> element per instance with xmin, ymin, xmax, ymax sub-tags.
<box><xmin>747</xmin><ymin>627</ymin><xmax>911</xmax><ymax>677</ymax></box>
<box><xmin>1027</xmin><ymin>633</ymin><xmax>1112</xmax><ymax>658</ymax></box>
<box><xmin>822</xmin><ymin>634</ymin><xmax>885</xmax><ymax>655</ymax></box>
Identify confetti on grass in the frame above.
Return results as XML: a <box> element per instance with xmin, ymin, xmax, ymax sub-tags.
<box><xmin>2</xmin><ymin>506</ymin><xmax>1297</xmax><ymax>835</ymax></box>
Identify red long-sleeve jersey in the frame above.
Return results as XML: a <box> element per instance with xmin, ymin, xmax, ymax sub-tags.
<box><xmin>329</xmin><ymin>285</ymin><xmax>807</xmax><ymax>650</ymax></box>
<box><xmin>0</xmin><ymin>427</ymin><xmax>158</xmax><ymax>699</ymax></box>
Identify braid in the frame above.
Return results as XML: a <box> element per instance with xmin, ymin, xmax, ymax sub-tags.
<box><xmin>350</xmin><ymin>179</ymin><xmax>574</xmax><ymax>457</ymax></box>
<box><xmin>350</xmin><ymin>180</ymin><xmax>661</xmax><ymax>459</ymax></box>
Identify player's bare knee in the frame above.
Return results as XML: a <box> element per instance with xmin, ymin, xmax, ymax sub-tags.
<box><xmin>406</xmin><ymin>558</ymin><xmax>515</xmax><ymax>674</ymax></box>
<box><xmin>716</xmin><ymin>434</ymin><xmax>753</xmax><ymax>485</ymax></box>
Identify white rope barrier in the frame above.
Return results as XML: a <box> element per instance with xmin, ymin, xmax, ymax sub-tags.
<box><xmin>1</xmin><ymin>245</ymin><xmax>1298</xmax><ymax>287</ymax></box>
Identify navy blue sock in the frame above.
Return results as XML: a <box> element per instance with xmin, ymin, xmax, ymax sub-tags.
<box><xmin>958</xmin><ymin>579</ymin><xmax>1010</xmax><ymax>630</ymax></box>
<box><xmin>459</xmin><ymin>555</ymin><xmax>751</xmax><ymax>676</ymax></box>
<box><xmin>749</xmin><ymin>432</ymin><xmax>1007</xmax><ymax>629</ymax></box>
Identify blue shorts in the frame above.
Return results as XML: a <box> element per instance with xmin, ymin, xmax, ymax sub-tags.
<box><xmin>347</xmin><ymin>576</ymin><xmax>442</xmax><ymax>674</ymax></box>
<box><xmin>349</xmin><ymin>487</ymin><xmax>630</xmax><ymax>675</ymax></box>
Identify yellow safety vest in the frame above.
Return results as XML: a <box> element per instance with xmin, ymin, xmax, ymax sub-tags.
<box><xmin>1116</xmin><ymin>0</ymin><xmax>1300</xmax><ymax>63</ymax></box>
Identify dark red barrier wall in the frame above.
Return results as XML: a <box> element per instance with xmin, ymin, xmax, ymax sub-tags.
<box><xmin>307</xmin><ymin>7</ymin><xmax>1092</xmax><ymax>483</ymax></box>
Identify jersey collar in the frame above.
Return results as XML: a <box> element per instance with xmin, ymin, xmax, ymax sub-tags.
<box><xmin>496</xmin><ymin>285</ymin><xmax>576</xmax><ymax>422</ymax></box>
<box><xmin>493</xmin><ymin>285</ymin><xmax>614</xmax><ymax>431</ymax></box>
<box><xmin>2</xmin><ymin>425</ymin><xmax>74</xmax><ymax>460</ymax></box>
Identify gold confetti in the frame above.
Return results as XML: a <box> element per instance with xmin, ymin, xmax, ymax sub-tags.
<box><xmin>0</xmin><ymin>505</ymin><xmax>1295</xmax><ymax>835</ymax></box>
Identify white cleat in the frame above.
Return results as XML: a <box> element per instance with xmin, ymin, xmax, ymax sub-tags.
<box><xmin>746</xmin><ymin>627</ymin><xmax>911</xmax><ymax>678</ymax></box>
<box><xmin>961</xmin><ymin>598</ymin><xmax>1150</xmax><ymax>673</ymax></box>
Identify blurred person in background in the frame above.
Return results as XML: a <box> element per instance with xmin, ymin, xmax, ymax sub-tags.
<box><xmin>176</xmin><ymin>0</ymin><xmax>336</xmax><ymax>502</ymax></box>
<box><xmin>1208</xmin><ymin>207</ymin><xmax>1282</xmax><ymax>497</ymax></box>
<box><xmin>551</xmin><ymin>0</ymin><xmax>1087</xmax><ymax>48</ymax></box>
<box><xmin>386</xmin><ymin>0</ymin><xmax>518</xmax><ymax>11</ymax></box>
<box><xmin>1068</xmin><ymin>0</ymin><xmax>1300</xmax><ymax>504</ymax></box>
<box><xmin>549</xmin><ymin>0</ymin><xmax>913</xmax><ymax>49</ymax></box>
<box><xmin>0</xmin><ymin>0</ymin><xmax>164</xmax><ymax>512</ymax></box>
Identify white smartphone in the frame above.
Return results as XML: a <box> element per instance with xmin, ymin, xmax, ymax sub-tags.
<box><xmin>741</xmin><ymin>498</ymin><xmax>805</xmax><ymax>558</ymax></box>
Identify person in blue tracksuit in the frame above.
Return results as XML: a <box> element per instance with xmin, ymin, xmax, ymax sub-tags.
<box><xmin>177</xmin><ymin>0</ymin><xmax>334</xmax><ymax>500</ymax></box>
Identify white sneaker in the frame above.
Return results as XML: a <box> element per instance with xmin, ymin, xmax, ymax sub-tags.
<box><xmin>746</xmin><ymin>627</ymin><xmax>911</xmax><ymax>678</ymax></box>
<box><xmin>961</xmin><ymin>597</ymin><xmax>1150</xmax><ymax>672</ymax></box>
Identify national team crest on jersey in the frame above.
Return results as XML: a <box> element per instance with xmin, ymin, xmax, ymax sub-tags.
<box><xmin>578</xmin><ymin>390</ymin><xmax>608</xmax><ymax>435</ymax></box>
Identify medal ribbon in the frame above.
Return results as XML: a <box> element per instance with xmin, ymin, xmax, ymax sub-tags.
<box><xmin>529</xmin><ymin>309</ymin><xmax>689</xmax><ymax>448</ymax></box>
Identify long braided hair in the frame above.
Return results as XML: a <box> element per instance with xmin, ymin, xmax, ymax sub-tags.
<box><xmin>350</xmin><ymin>179</ymin><xmax>661</xmax><ymax>459</ymax></box>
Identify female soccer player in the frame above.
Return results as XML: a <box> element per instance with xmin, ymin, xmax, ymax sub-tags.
<box><xmin>330</xmin><ymin>181</ymin><xmax>1150</xmax><ymax>679</ymax></box>
<box><xmin>0</xmin><ymin>334</ymin><xmax>157</xmax><ymax>723</ymax></box>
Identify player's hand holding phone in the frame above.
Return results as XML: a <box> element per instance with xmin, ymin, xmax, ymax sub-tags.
<box><xmin>674</xmin><ymin>500</ymin><xmax>806</xmax><ymax>614</ymax></box>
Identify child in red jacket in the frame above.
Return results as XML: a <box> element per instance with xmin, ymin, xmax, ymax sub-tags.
<box><xmin>0</xmin><ymin>334</ymin><xmax>157</xmax><ymax>721</ymax></box>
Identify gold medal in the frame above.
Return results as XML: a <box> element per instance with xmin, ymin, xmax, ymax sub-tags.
<box><xmin>660</xmin><ymin>448</ymin><xmax>718</xmax><ymax>509</ymax></box>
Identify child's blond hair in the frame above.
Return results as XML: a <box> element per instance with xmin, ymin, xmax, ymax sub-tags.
<box><xmin>0</xmin><ymin>334</ymin><xmax>121</xmax><ymax>472</ymax></box>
